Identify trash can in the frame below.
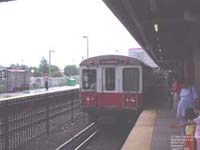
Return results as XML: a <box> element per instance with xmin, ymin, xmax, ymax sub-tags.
<box><xmin>67</xmin><ymin>78</ymin><xmax>76</xmax><ymax>86</ymax></box>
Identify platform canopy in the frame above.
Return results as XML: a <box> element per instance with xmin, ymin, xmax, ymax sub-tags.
<box><xmin>103</xmin><ymin>0</ymin><xmax>200</xmax><ymax>69</ymax></box>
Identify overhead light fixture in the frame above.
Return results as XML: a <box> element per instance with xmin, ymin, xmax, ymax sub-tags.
<box><xmin>154</xmin><ymin>24</ymin><xmax>158</xmax><ymax>32</ymax></box>
<box><xmin>158</xmin><ymin>49</ymin><xmax>162</xmax><ymax>52</ymax></box>
<box><xmin>168</xmin><ymin>70</ymin><xmax>172</xmax><ymax>73</ymax></box>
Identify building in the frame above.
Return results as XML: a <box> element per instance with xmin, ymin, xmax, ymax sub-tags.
<box><xmin>128</xmin><ymin>48</ymin><xmax>158</xmax><ymax>68</ymax></box>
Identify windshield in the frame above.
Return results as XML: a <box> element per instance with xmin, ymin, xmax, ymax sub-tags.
<box><xmin>82</xmin><ymin>69</ymin><xmax>96</xmax><ymax>90</ymax></box>
<box><xmin>123</xmin><ymin>68</ymin><xmax>139</xmax><ymax>91</ymax></box>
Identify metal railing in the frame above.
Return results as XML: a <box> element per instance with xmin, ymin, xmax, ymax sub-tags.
<box><xmin>0</xmin><ymin>88</ymin><xmax>80</xmax><ymax>150</ymax></box>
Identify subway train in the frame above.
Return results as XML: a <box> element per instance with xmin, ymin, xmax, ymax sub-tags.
<box><xmin>0</xmin><ymin>68</ymin><xmax>30</xmax><ymax>92</ymax></box>
<box><xmin>79</xmin><ymin>55</ymin><xmax>155</xmax><ymax>121</ymax></box>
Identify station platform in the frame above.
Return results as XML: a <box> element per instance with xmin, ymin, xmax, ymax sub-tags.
<box><xmin>0</xmin><ymin>85</ymin><xmax>79</xmax><ymax>100</ymax></box>
<box><xmin>122</xmin><ymin>102</ymin><xmax>180</xmax><ymax>150</ymax></box>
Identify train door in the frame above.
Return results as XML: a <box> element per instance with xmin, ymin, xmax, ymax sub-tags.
<box><xmin>122</xmin><ymin>66</ymin><xmax>142</xmax><ymax>110</ymax></box>
<box><xmin>100</xmin><ymin>67</ymin><xmax>122</xmax><ymax>110</ymax></box>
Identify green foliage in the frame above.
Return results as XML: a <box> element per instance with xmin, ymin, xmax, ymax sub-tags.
<box><xmin>51</xmin><ymin>65</ymin><xmax>63</xmax><ymax>77</ymax></box>
<box><xmin>64</xmin><ymin>65</ymin><xmax>79</xmax><ymax>76</ymax></box>
<box><xmin>6</xmin><ymin>57</ymin><xmax>67</xmax><ymax>78</ymax></box>
<box><xmin>30</xmin><ymin>58</ymin><xmax>62</xmax><ymax>77</ymax></box>
<box><xmin>30</xmin><ymin>67</ymin><xmax>43</xmax><ymax>77</ymax></box>
<box><xmin>39</xmin><ymin>57</ymin><xmax>49</xmax><ymax>74</ymax></box>
<box><xmin>10</xmin><ymin>64</ymin><xmax>29</xmax><ymax>70</ymax></box>
<box><xmin>51</xmin><ymin>65</ymin><xmax>59</xmax><ymax>73</ymax></box>
<box><xmin>10</xmin><ymin>63</ymin><xmax>20</xmax><ymax>68</ymax></box>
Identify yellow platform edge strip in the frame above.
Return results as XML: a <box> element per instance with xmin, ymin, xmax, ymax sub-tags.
<box><xmin>121</xmin><ymin>108</ymin><xmax>158</xmax><ymax>150</ymax></box>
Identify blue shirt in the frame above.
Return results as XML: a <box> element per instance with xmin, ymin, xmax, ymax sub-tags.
<box><xmin>177</xmin><ymin>86</ymin><xmax>199</xmax><ymax>118</ymax></box>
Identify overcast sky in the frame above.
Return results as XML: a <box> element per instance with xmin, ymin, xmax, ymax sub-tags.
<box><xmin>0</xmin><ymin>0</ymin><xmax>140</xmax><ymax>69</ymax></box>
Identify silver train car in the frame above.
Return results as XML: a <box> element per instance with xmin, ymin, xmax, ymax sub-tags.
<box><xmin>0</xmin><ymin>68</ymin><xmax>30</xmax><ymax>92</ymax></box>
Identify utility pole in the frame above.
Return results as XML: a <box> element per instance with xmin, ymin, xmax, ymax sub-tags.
<box><xmin>49</xmin><ymin>50</ymin><xmax>55</xmax><ymax>77</ymax></box>
<box><xmin>82</xmin><ymin>36</ymin><xmax>89</xmax><ymax>58</ymax></box>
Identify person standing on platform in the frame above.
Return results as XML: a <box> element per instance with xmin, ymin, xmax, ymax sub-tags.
<box><xmin>171</xmin><ymin>101</ymin><xmax>200</xmax><ymax>150</ymax></box>
<box><xmin>184</xmin><ymin>108</ymin><xmax>196</xmax><ymax>150</ymax></box>
<box><xmin>177</xmin><ymin>79</ymin><xmax>199</xmax><ymax>136</ymax></box>
<box><xmin>172</xmin><ymin>75</ymin><xmax>180</xmax><ymax>111</ymax></box>
<box><xmin>177</xmin><ymin>79</ymin><xmax>193</xmax><ymax>135</ymax></box>
<box><xmin>43</xmin><ymin>72</ymin><xmax>49</xmax><ymax>91</ymax></box>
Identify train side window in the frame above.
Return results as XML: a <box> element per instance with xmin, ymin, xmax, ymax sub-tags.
<box><xmin>105</xmin><ymin>68</ymin><xmax>115</xmax><ymax>91</ymax></box>
<box><xmin>82</xmin><ymin>69</ymin><xmax>96</xmax><ymax>90</ymax></box>
<box><xmin>123</xmin><ymin>68</ymin><xmax>139</xmax><ymax>91</ymax></box>
<box><xmin>0</xmin><ymin>70</ymin><xmax>6</xmax><ymax>80</ymax></box>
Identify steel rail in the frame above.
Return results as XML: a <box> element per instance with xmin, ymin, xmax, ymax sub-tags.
<box><xmin>56</xmin><ymin>122</ymin><xmax>100</xmax><ymax>150</ymax></box>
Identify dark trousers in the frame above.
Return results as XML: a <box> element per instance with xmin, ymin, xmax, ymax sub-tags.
<box><xmin>45</xmin><ymin>82</ymin><xmax>48</xmax><ymax>90</ymax></box>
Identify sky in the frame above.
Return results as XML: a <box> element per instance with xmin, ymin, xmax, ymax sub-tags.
<box><xmin>0</xmin><ymin>0</ymin><xmax>140</xmax><ymax>69</ymax></box>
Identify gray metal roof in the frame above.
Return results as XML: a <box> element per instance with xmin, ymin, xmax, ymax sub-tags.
<box><xmin>103</xmin><ymin>0</ymin><xmax>200</xmax><ymax>69</ymax></box>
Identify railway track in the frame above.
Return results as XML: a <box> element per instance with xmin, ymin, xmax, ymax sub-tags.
<box><xmin>83</xmin><ymin>122</ymin><xmax>134</xmax><ymax>150</ymax></box>
<box><xmin>56</xmin><ymin>122</ymin><xmax>100</xmax><ymax>150</ymax></box>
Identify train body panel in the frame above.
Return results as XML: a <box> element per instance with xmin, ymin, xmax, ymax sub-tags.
<box><xmin>99</xmin><ymin>93</ymin><xmax>122</xmax><ymax>109</ymax></box>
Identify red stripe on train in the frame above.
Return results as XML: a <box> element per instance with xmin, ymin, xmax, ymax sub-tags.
<box><xmin>81</xmin><ymin>92</ymin><xmax>143</xmax><ymax>110</ymax></box>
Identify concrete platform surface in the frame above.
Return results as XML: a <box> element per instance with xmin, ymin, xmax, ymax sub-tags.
<box><xmin>122</xmin><ymin>107</ymin><xmax>180</xmax><ymax>150</ymax></box>
<box><xmin>121</xmin><ymin>109</ymin><xmax>157</xmax><ymax>150</ymax></box>
<box><xmin>150</xmin><ymin>109</ymin><xmax>180</xmax><ymax>150</ymax></box>
<box><xmin>0</xmin><ymin>85</ymin><xmax>79</xmax><ymax>100</ymax></box>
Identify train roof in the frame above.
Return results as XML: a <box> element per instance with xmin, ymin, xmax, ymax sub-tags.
<box><xmin>80</xmin><ymin>55</ymin><xmax>152</xmax><ymax>68</ymax></box>
<box><xmin>0</xmin><ymin>67</ymin><xmax>27</xmax><ymax>72</ymax></box>
<box><xmin>7</xmin><ymin>69</ymin><xmax>27</xmax><ymax>72</ymax></box>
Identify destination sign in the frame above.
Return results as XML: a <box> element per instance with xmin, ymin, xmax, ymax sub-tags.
<box><xmin>100</xmin><ymin>59</ymin><xmax>120</xmax><ymax>65</ymax></box>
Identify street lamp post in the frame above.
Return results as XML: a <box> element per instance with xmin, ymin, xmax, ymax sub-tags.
<box><xmin>115</xmin><ymin>50</ymin><xmax>119</xmax><ymax>55</ymax></box>
<box><xmin>82</xmin><ymin>36</ymin><xmax>89</xmax><ymax>58</ymax></box>
<box><xmin>49</xmin><ymin>50</ymin><xmax>55</xmax><ymax>77</ymax></box>
<box><xmin>31</xmin><ymin>69</ymin><xmax>35</xmax><ymax>91</ymax></box>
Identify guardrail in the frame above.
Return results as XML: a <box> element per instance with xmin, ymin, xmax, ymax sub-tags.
<box><xmin>0</xmin><ymin>88</ymin><xmax>80</xmax><ymax>150</ymax></box>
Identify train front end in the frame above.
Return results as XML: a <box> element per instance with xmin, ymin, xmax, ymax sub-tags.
<box><xmin>80</xmin><ymin>55</ymin><xmax>145</xmax><ymax>121</ymax></box>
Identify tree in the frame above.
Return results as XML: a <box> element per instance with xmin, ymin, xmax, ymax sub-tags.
<box><xmin>10</xmin><ymin>64</ymin><xmax>20</xmax><ymax>69</ymax></box>
<box><xmin>21</xmin><ymin>64</ymin><xmax>29</xmax><ymax>70</ymax></box>
<box><xmin>29</xmin><ymin>67</ymin><xmax>42</xmax><ymax>77</ymax></box>
<box><xmin>51</xmin><ymin>65</ymin><xmax>63</xmax><ymax>77</ymax></box>
<box><xmin>10</xmin><ymin>64</ymin><xmax>29</xmax><ymax>70</ymax></box>
<box><xmin>39</xmin><ymin>57</ymin><xmax>48</xmax><ymax>74</ymax></box>
<box><xmin>64</xmin><ymin>65</ymin><xmax>79</xmax><ymax>76</ymax></box>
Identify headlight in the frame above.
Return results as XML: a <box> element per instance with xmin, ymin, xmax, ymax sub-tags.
<box><xmin>86</xmin><ymin>97</ymin><xmax>90</xmax><ymax>101</ymax></box>
<box><xmin>130</xmin><ymin>97</ymin><xmax>136</xmax><ymax>102</ymax></box>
